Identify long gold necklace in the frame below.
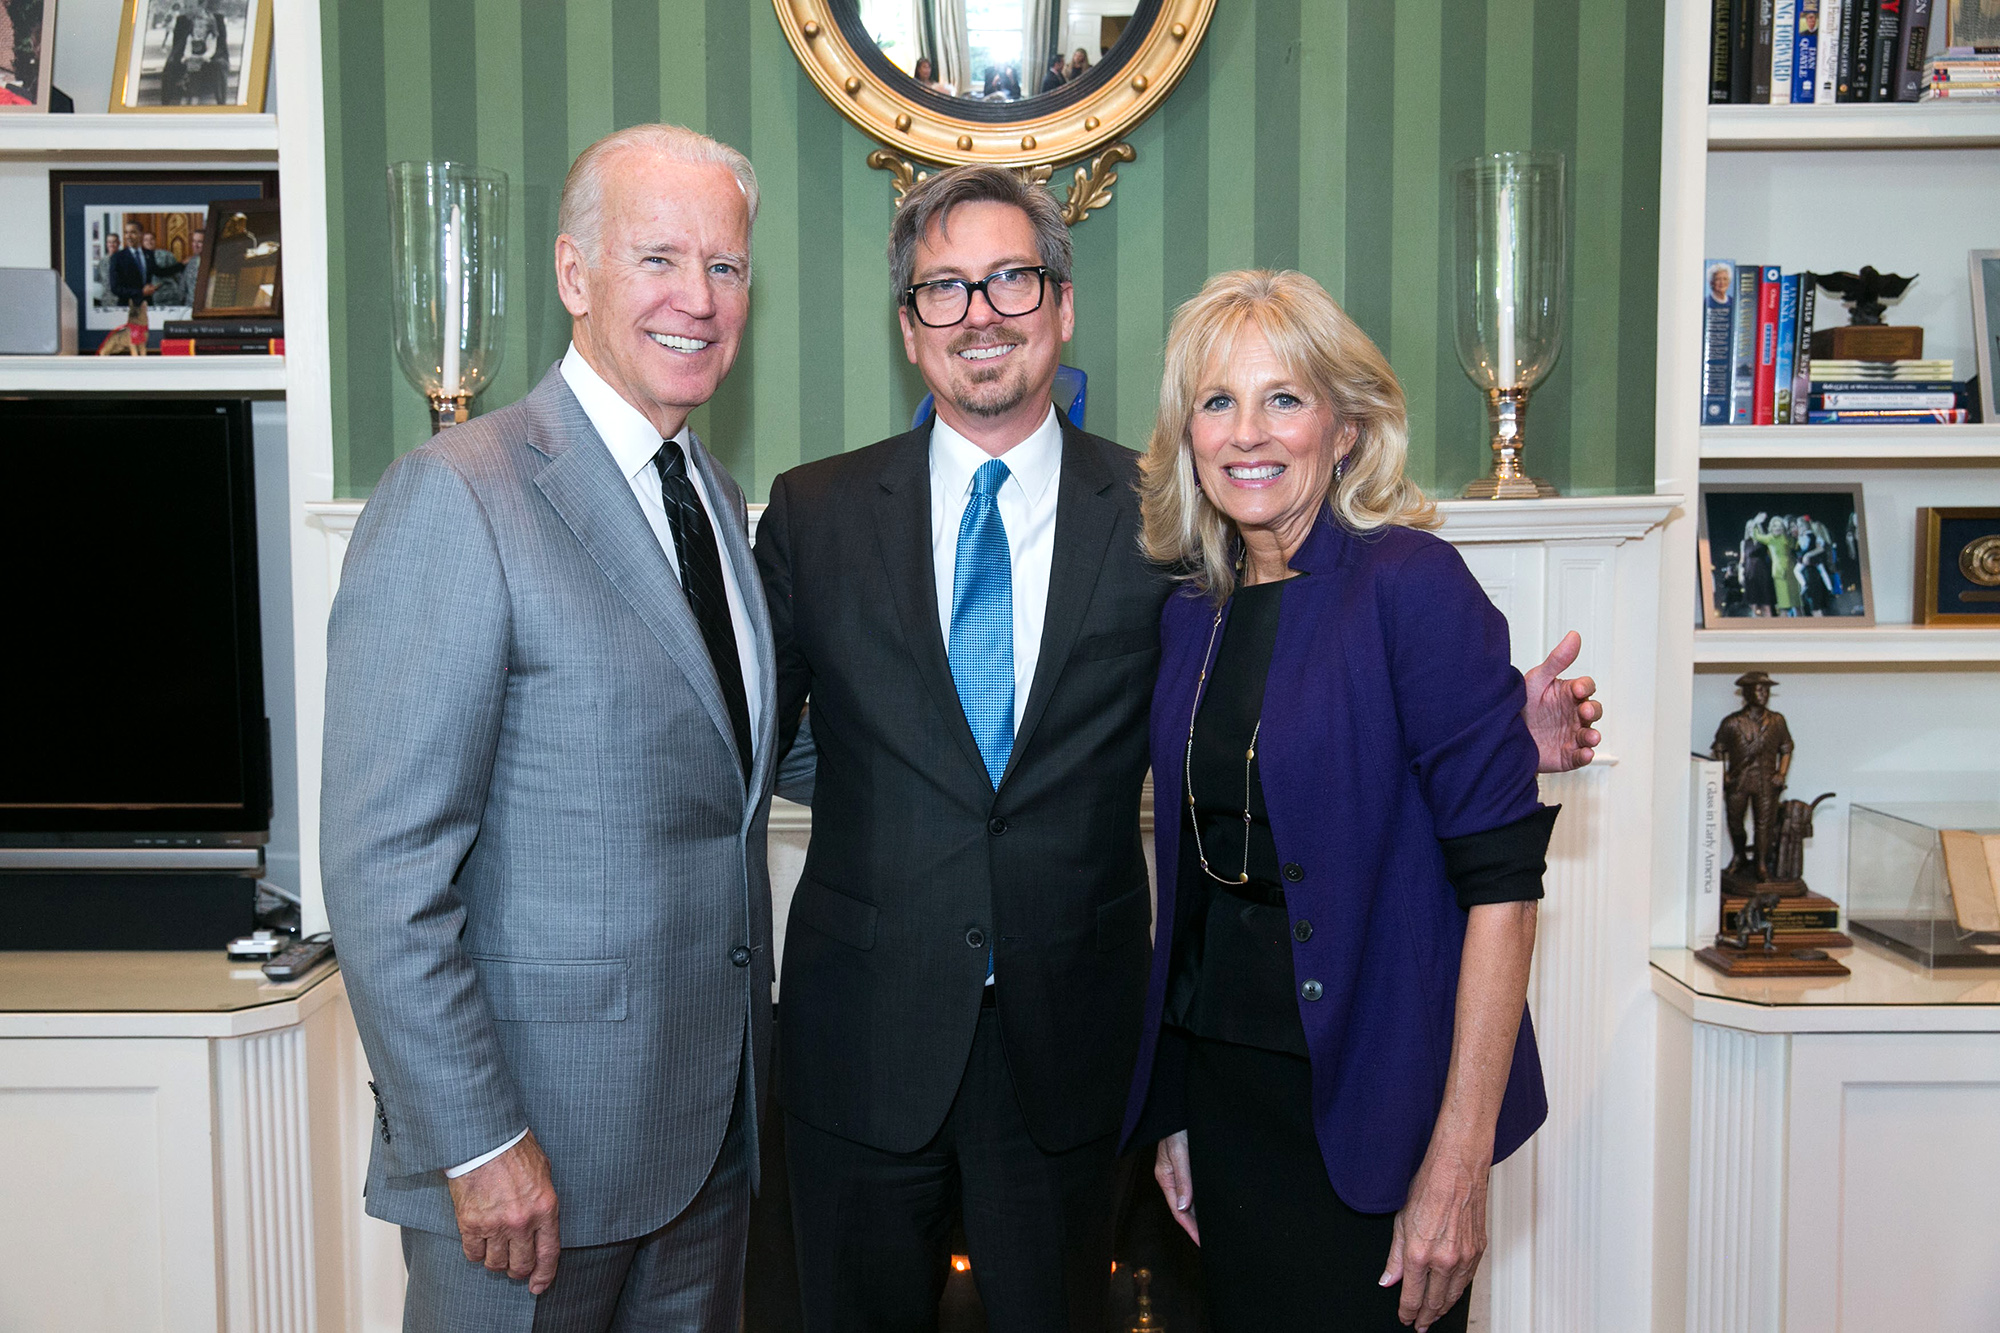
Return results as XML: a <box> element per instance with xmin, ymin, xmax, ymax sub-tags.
<box><xmin>1182</xmin><ymin>603</ymin><xmax>1260</xmax><ymax>886</ymax></box>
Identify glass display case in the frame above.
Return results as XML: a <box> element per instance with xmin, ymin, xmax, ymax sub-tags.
<box><xmin>1847</xmin><ymin>802</ymin><xmax>2000</xmax><ymax>968</ymax></box>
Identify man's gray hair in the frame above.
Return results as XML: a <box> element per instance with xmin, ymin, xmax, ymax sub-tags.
<box><xmin>557</xmin><ymin>123</ymin><xmax>759</xmax><ymax>265</ymax></box>
<box><xmin>887</xmin><ymin>165</ymin><xmax>1072</xmax><ymax>304</ymax></box>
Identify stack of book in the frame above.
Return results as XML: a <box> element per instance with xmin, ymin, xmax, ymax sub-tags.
<box><xmin>1921</xmin><ymin>46</ymin><xmax>2000</xmax><ymax>99</ymax></box>
<box><xmin>1702</xmin><ymin>262</ymin><xmax>1818</xmax><ymax>424</ymax></box>
<box><xmin>1710</xmin><ymin>0</ymin><xmax>1939</xmax><ymax>104</ymax></box>
<box><xmin>1806</xmin><ymin>358</ymin><xmax>1971</xmax><ymax>423</ymax></box>
<box><xmin>158</xmin><ymin>319</ymin><xmax>284</xmax><ymax>356</ymax></box>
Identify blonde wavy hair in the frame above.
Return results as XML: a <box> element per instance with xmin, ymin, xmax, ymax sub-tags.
<box><xmin>1138</xmin><ymin>270</ymin><xmax>1436</xmax><ymax>602</ymax></box>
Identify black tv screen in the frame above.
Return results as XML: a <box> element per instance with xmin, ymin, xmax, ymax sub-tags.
<box><xmin>0</xmin><ymin>399</ymin><xmax>269</xmax><ymax>848</ymax></box>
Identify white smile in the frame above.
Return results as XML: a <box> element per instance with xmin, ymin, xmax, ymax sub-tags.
<box><xmin>649</xmin><ymin>332</ymin><xmax>710</xmax><ymax>353</ymax></box>
<box><xmin>958</xmin><ymin>344</ymin><xmax>1015</xmax><ymax>362</ymax></box>
<box><xmin>1226</xmin><ymin>464</ymin><xmax>1286</xmax><ymax>480</ymax></box>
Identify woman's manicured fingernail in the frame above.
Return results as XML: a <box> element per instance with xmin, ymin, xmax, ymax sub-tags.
<box><xmin>1379</xmin><ymin>1272</ymin><xmax>1394</xmax><ymax>1286</ymax></box>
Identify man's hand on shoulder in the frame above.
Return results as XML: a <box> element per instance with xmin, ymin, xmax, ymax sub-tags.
<box><xmin>1523</xmin><ymin>631</ymin><xmax>1603</xmax><ymax>774</ymax></box>
<box><xmin>446</xmin><ymin>1129</ymin><xmax>561</xmax><ymax>1294</ymax></box>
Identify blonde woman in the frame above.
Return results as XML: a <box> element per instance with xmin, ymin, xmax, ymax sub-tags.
<box><xmin>1119</xmin><ymin>271</ymin><xmax>1575</xmax><ymax>1332</ymax></box>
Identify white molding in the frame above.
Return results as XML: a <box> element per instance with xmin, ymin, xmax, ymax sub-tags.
<box><xmin>0</xmin><ymin>354</ymin><xmax>286</xmax><ymax>393</ymax></box>
<box><xmin>214</xmin><ymin>1024</ymin><xmax>317</xmax><ymax>1333</ymax></box>
<box><xmin>1650</xmin><ymin>959</ymin><xmax>2000</xmax><ymax>1035</ymax></box>
<box><xmin>1701</xmin><ymin>425</ymin><xmax>2000</xmax><ymax>462</ymax></box>
<box><xmin>1708</xmin><ymin>103</ymin><xmax>2000</xmax><ymax>150</ymax></box>
<box><xmin>1685</xmin><ymin>1022</ymin><xmax>1789</xmax><ymax>1333</ymax></box>
<box><xmin>0</xmin><ymin>113</ymin><xmax>280</xmax><ymax>156</ymax></box>
<box><xmin>1434</xmin><ymin>494</ymin><xmax>1680</xmax><ymax>546</ymax></box>
<box><xmin>1691</xmin><ymin>625</ymin><xmax>2000</xmax><ymax>665</ymax></box>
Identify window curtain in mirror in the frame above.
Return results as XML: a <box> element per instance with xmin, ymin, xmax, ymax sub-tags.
<box><xmin>926</xmin><ymin>0</ymin><xmax>971</xmax><ymax>96</ymax></box>
<box><xmin>1022</xmin><ymin>0</ymin><xmax>1061</xmax><ymax>87</ymax></box>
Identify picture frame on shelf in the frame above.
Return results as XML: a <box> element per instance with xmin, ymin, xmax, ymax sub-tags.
<box><xmin>1973</xmin><ymin>250</ymin><xmax>2000</xmax><ymax>426</ymax></box>
<box><xmin>1698</xmin><ymin>483</ymin><xmax>1874</xmax><ymax>628</ymax></box>
<box><xmin>1949</xmin><ymin>0</ymin><xmax>2000</xmax><ymax>47</ymax></box>
<box><xmin>109</xmin><ymin>0</ymin><xmax>272</xmax><ymax>114</ymax></box>
<box><xmin>192</xmin><ymin>197</ymin><xmax>281</xmax><ymax>319</ymax></box>
<box><xmin>48</xmin><ymin>170</ymin><xmax>277</xmax><ymax>351</ymax></box>
<box><xmin>0</xmin><ymin>0</ymin><xmax>61</xmax><ymax>113</ymax></box>
<box><xmin>1915</xmin><ymin>508</ymin><xmax>2000</xmax><ymax>627</ymax></box>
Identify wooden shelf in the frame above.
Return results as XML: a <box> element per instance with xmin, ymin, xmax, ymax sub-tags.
<box><xmin>1708</xmin><ymin>103</ymin><xmax>2000</xmax><ymax>149</ymax></box>
<box><xmin>0</xmin><ymin>113</ymin><xmax>279</xmax><ymax>157</ymax></box>
<box><xmin>0</xmin><ymin>355</ymin><xmax>286</xmax><ymax>392</ymax></box>
<box><xmin>1693</xmin><ymin>623</ymin><xmax>2000</xmax><ymax>664</ymax></box>
<box><xmin>1701</xmin><ymin>424</ymin><xmax>2000</xmax><ymax>462</ymax></box>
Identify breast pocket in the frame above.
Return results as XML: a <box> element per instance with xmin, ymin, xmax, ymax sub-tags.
<box><xmin>468</xmin><ymin>956</ymin><xmax>629</xmax><ymax>1022</ymax></box>
<box><xmin>790</xmin><ymin>878</ymin><xmax>879</xmax><ymax>951</ymax></box>
<box><xmin>1075</xmin><ymin>626</ymin><xmax>1159</xmax><ymax>661</ymax></box>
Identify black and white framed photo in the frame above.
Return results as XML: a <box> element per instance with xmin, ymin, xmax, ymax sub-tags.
<box><xmin>1</xmin><ymin>0</ymin><xmax>61</xmax><ymax>112</ymax></box>
<box><xmin>109</xmin><ymin>0</ymin><xmax>271</xmax><ymax>113</ymax></box>
<box><xmin>1698</xmin><ymin>483</ymin><xmax>1873</xmax><ymax>628</ymax></box>
<box><xmin>1972</xmin><ymin>249</ymin><xmax>2000</xmax><ymax>425</ymax></box>
<box><xmin>48</xmin><ymin>170</ymin><xmax>276</xmax><ymax>350</ymax></box>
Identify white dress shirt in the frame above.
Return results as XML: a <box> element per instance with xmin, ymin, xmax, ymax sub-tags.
<box><xmin>445</xmin><ymin>346</ymin><xmax>765</xmax><ymax>1182</ymax></box>
<box><xmin>928</xmin><ymin>404</ymin><xmax>1064</xmax><ymax>734</ymax></box>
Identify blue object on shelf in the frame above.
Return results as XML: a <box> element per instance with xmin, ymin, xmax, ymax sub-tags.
<box><xmin>911</xmin><ymin>365</ymin><xmax>1087</xmax><ymax>432</ymax></box>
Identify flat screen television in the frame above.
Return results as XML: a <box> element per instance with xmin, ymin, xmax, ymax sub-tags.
<box><xmin>0</xmin><ymin>398</ymin><xmax>270</xmax><ymax>871</ymax></box>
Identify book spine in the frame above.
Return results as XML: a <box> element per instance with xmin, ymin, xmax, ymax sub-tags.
<box><xmin>158</xmin><ymin>339</ymin><xmax>286</xmax><ymax>355</ymax></box>
<box><xmin>1773</xmin><ymin>0</ymin><xmax>1798</xmax><ymax>98</ymax></box>
<box><xmin>1730</xmin><ymin>265</ymin><xmax>1759</xmax><ymax>423</ymax></box>
<box><xmin>1703</xmin><ymin>262</ymin><xmax>1738</xmax><ymax>425</ymax></box>
<box><xmin>1689</xmin><ymin>756</ymin><xmax>1726</xmax><ymax>947</ymax></box>
<box><xmin>1793</xmin><ymin>0</ymin><xmax>1823</xmax><ymax>99</ymax></box>
<box><xmin>160</xmin><ymin>321</ymin><xmax>285</xmax><ymax>337</ymax></box>
<box><xmin>1816</xmin><ymin>391</ymin><xmax>1959</xmax><ymax>407</ymax></box>
<box><xmin>1817</xmin><ymin>0</ymin><xmax>1847</xmax><ymax>98</ymax></box>
<box><xmin>1754</xmin><ymin>0</ymin><xmax>1777</xmax><ymax>99</ymax></box>
<box><xmin>1732</xmin><ymin>0</ymin><xmax>1759</xmax><ymax>101</ymax></box>
<box><xmin>1836</xmin><ymin>0</ymin><xmax>1861</xmax><ymax>96</ymax></box>
<box><xmin>1850</xmin><ymin>0</ymin><xmax>1878</xmax><ymax>100</ymax></box>
<box><xmin>1811</xmin><ymin>380</ymin><xmax>1956</xmax><ymax>392</ymax></box>
<box><xmin>1774</xmin><ymin>275</ymin><xmax>1800</xmax><ymax>423</ymax></box>
<box><xmin>1753</xmin><ymin>266</ymin><xmax>1782</xmax><ymax>425</ymax></box>
<box><xmin>1896</xmin><ymin>0</ymin><xmax>1934</xmax><ymax>99</ymax></box>
<box><xmin>1806</xmin><ymin>408</ymin><xmax>1968</xmax><ymax>422</ymax></box>
<box><xmin>1872</xmin><ymin>0</ymin><xmax>1903</xmax><ymax>99</ymax></box>
<box><xmin>1791</xmin><ymin>278</ymin><xmax>1816</xmax><ymax>414</ymax></box>
<box><xmin>1713</xmin><ymin>0</ymin><xmax>1737</xmax><ymax>100</ymax></box>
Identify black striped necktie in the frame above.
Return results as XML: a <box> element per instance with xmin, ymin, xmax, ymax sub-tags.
<box><xmin>654</xmin><ymin>439</ymin><xmax>753</xmax><ymax>782</ymax></box>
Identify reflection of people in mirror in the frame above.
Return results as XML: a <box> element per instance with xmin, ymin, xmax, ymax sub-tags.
<box><xmin>1041</xmin><ymin>53</ymin><xmax>1067</xmax><ymax>94</ymax></box>
<box><xmin>912</xmin><ymin>54</ymin><xmax>953</xmax><ymax>95</ymax></box>
<box><xmin>1068</xmin><ymin>46</ymin><xmax>1091</xmax><ymax>79</ymax></box>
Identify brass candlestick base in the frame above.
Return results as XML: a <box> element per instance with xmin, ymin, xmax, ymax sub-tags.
<box><xmin>428</xmin><ymin>392</ymin><xmax>471</xmax><ymax>434</ymax></box>
<box><xmin>1461</xmin><ymin>386</ymin><xmax>1558</xmax><ymax>499</ymax></box>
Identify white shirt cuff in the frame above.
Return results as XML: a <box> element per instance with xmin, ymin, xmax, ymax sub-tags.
<box><xmin>445</xmin><ymin>1128</ymin><xmax>528</xmax><ymax>1178</ymax></box>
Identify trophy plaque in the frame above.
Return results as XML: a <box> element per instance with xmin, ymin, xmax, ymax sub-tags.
<box><xmin>1809</xmin><ymin>267</ymin><xmax>1923</xmax><ymax>361</ymax></box>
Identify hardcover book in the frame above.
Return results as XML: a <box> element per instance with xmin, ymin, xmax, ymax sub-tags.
<box><xmin>1689</xmin><ymin>757</ymin><xmax>1725</xmax><ymax>947</ymax></box>
<box><xmin>1731</xmin><ymin>264</ymin><xmax>1759</xmax><ymax>424</ymax></box>
<box><xmin>1872</xmin><ymin>0</ymin><xmax>1905</xmax><ymax>99</ymax></box>
<box><xmin>1774</xmin><ymin>0</ymin><xmax>1799</xmax><ymax>98</ymax></box>
<box><xmin>1713</xmin><ymin>0</ymin><xmax>1737</xmax><ymax>100</ymax></box>
<box><xmin>1755</xmin><ymin>0</ymin><xmax>1778</xmax><ymax>99</ymax></box>
<box><xmin>1818</xmin><ymin>0</ymin><xmax>1848</xmax><ymax>97</ymax></box>
<box><xmin>1775</xmin><ymin>274</ymin><xmax>1800</xmax><ymax>424</ymax></box>
<box><xmin>1753</xmin><ymin>266</ymin><xmax>1782</xmax><ymax>425</ymax></box>
<box><xmin>1791</xmin><ymin>278</ymin><xmax>1817</xmax><ymax>409</ymax></box>
<box><xmin>1850</xmin><ymin>0</ymin><xmax>1879</xmax><ymax>99</ymax></box>
<box><xmin>1895</xmin><ymin>0</ymin><xmax>1935</xmax><ymax>99</ymax></box>
<box><xmin>1703</xmin><ymin>261</ymin><xmax>1739</xmax><ymax>425</ymax></box>
<box><xmin>1795</xmin><ymin>0</ymin><xmax>1825</xmax><ymax>99</ymax></box>
<box><xmin>1733</xmin><ymin>0</ymin><xmax>1759</xmax><ymax>101</ymax></box>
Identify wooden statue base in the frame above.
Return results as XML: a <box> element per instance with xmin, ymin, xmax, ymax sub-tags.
<box><xmin>1722</xmin><ymin>868</ymin><xmax>1810</xmax><ymax>899</ymax></box>
<box><xmin>1749</xmin><ymin>928</ymin><xmax>1854</xmax><ymax>950</ymax></box>
<box><xmin>1696</xmin><ymin>942</ymin><xmax>1852</xmax><ymax>977</ymax></box>
<box><xmin>1809</xmin><ymin>324</ymin><xmax>1923</xmax><ymax>361</ymax></box>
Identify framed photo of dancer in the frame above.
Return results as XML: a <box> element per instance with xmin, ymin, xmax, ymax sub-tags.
<box><xmin>1698</xmin><ymin>483</ymin><xmax>1874</xmax><ymax>628</ymax></box>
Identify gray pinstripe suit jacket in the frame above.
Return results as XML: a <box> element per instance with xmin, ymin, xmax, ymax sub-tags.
<box><xmin>322</xmin><ymin>365</ymin><xmax>779</xmax><ymax>1247</ymax></box>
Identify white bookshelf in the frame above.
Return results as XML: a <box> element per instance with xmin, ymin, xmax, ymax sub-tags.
<box><xmin>0</xmin><ymin>354</ymin><xmax>286</xmax><ymax>392</ymax></box>
<box><xmin>1709</xmin><ymin>103</ymin><xmax>2000</xmax><ymax>150</ymax></box>
<box><xmin>1692</xmin><ymin>624</ymin><xmax>2000</xmax><ymax>663</ymax></box>
<box><xmin>0</xmin><ymin>113</ymin><xmax>280</xmax><ymax>156</ymax></box>
<box><xmin>1701</xmin><ymin>424</ymin><xmax>2000</xmax><ymax>461</ymax></box>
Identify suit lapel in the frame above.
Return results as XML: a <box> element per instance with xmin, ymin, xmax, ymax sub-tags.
<box><xmin>1006</xmin><ymin>422</ymin><xmax>1120</xmax><ymax>783</ymax></box>
<box><xmin>873</xmin><ymin>429</ymin><xmax>993</xmax><ymax>786</ymax></box>
<box><xmin>524</xmin><ymin>371</ymin><xmax>745</xmax><ymax>787</ymax></box>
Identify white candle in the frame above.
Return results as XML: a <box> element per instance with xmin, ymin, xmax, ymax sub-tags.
<box><xmin>1495</xmin><ymin>183</ymin><xmax>1517</xmax><ymax>390</ymax></box>
<box><xmin>441</xmin><ymin>203</ymin><xmax>463</xmax><ymax>397</ymax></box>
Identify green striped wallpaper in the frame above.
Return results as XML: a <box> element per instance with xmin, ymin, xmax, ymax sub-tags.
<box><xmin>322</xmin><ymin>0</ymin><xmax>1663</xmax><ymax>499</ymax></box>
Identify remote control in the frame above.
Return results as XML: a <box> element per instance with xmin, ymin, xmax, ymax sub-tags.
<box><xmin>263</xmin><ymin>933</ymin><xmax>335</xmax><ymax>982</ymax></box>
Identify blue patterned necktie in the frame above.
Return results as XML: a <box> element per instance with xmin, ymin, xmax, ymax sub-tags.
<box><xmin>949</xmin><ymin>458</ymin><xmax>1015</xmax><ymax>789</ymax></box>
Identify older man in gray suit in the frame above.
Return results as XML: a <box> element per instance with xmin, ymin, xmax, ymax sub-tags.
<box><xmin>323</xmin><ymin>124</ymin><xmax>789</xmax><ymax>1332</ymax></box>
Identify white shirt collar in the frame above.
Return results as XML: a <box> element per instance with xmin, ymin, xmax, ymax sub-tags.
<box><xmin>560</xmin><ymin>342</ymin><xmax>690</xmax><ymax>481</ymax></box>
<box><xmin>928</xmin><ymin>403</ymin><xmax>1064</xmax><ymax>506</ymax></box>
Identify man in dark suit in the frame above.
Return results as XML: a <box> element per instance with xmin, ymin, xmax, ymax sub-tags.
<box><xmin>107</xmin><ymin>221</ymin><xmax>175</xmax><ymax>305</ymax></box>
<box><xmin>756</xmin><ymin>166</ymin><xmax>1602</xmax><ymax>1333</ymax></box>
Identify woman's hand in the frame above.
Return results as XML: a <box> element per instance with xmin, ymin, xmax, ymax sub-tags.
<box><xmin>1152</xmin><ymin>1131</ymin><xmax>1200</xmax><ymax>1245</ymax></box>
<box><xmin>1522</xmin><ymin>630</ymin><xmax>1601</xmax><ymax>773</ymax></box>
<box><xmin>1382</xmin><ymin>1137</ymin><xmax>1491</xmax><ymax>1330</ymax></box>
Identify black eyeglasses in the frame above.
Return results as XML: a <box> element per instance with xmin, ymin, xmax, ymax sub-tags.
<box><xmin>904</xmin><ymin>266</ymin><xmax>1053</xmax><ymax>328</ymax></box>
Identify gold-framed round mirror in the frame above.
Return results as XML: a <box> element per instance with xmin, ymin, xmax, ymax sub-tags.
<box><xmin>775</xmin><ymin>0</ymin><xmax>1213</xmax><ymax>219</ymax></box>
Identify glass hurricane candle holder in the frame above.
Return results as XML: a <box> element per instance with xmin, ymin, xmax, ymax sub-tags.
<box><xmin>1452</xmin><ymin>151</ymin><xmax>1568</xmax><ymax>499</ymax></box>
<box><xmin>387</xmin><ymin>161</ymin><xmax>509</xmax><ymax>433</ymax></box>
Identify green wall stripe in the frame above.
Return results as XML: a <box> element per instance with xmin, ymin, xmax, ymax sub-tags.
<box><xmin>839</xmin><ymin>128</ymin><xmax>899</xmax><ymax>449</ymax></box>
<box><xmin>1068</xmin><ymin>163</ymin><xmax>1118</xmax><ymax>439</ymax></box>
<box><xmin>1389</xmin><ymin>0</ymin><xmax>1443</xmax><ymax>484</ymax></box>
<box><xmin>1297</xmin><ymin>0</ymin><xmax>1347</xmax><ymax>302</ymax></box>
<box><xmin>1616</xmin><ymin>0</ymin><xmax>1665</xmax><ymax>492</ymax></box>
<box><xmin>1433</xmin><ymin>0</ymin><xmax>1490</xmax><ymax>491</ymax></box>
<box><xmin>1487</xmin><ymin>0</ymin><xmax>1537</xmax><ymax>150</ymax></box>
<box><xmin>612</xmin><ymin>0</ymin><xmax>663</xmax><ymax>130</ymax></box>
<box><xmin>1159</xmin><ymin>39</ymin><xmax>1209</xmax><ymax>343</ymax></box>
<box><xmin>1342</xmin><ymin>4</ymin><xmax>1396</xmax><ymax>375</ymax></box>
<box><xmin>430</xmin><ymin>0</ymin><xmax>477</xmax><ymax>166</ymax></box>
<box><xmin>1567</xmin><ymin>0</ymin><xmax>1627</xmax><ymax>494</ymax></box>
<box><xmin>472</xmin><ymin>0</ymin><xmax>528</xmax><ymax>416</ymax></box>
<box><xmin>695</xmin><ymin>0</ymin><xmax>753</xmax><ymax>460</ymax></box>
<box><xmin>1253</xmin><ymin>0</ymin><xmax>1301</xmax><ymax>273</ymax></box>
<box><xmin>518</xmin><ymin>1</ymin><xmax>570</xmax><ymax>385</ymax></box>
<box><xmin>331</xmin><ymin>0</ymin><xmax>393</xmax><ymax>490</ymax></box>
<box><xmin>795</xmin><ymin>84</ymin><xmax>846</xmax><ymax>466</ymax></box>
<box><xmin>1114</xmin><ymin>114</ymin><xmax>1167</xmax><ymax>448</ymax></box>
<box><xmin>1525</xmin><ymin>0</ymin><xmax>1580</xmax><ymax>493</ymax></box>
<box><xmin>745</xmin><ymin>25</ymin><xmax>801</xmax><ymax>497</ymax></box>
<box><xmin>565</xmin><ymin>3</ymin><xmax>616</xmax><ymax>162</ymax></box>
<box><xmin>660</xmin><ymin>0</ymin><xmax>706</xmax><ymax>125</ymax></box>
<box><xmin>1204</xmin><ymin>6</ymin><xmax>1256</xmax><ymax>274</ymax></box>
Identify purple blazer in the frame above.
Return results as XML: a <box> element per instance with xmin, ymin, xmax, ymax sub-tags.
<box><xmin>1119</xmin><ymin>507</ymin><xmax>1549</xmax><ymax>1213</ymax></box>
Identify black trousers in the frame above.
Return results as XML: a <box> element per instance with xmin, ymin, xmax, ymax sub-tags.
<box><xmin>1184</xmin><ymin>1034</ymin><xmax>1469</xmax><ymax>1333</ymax></box>
<box><xmin>785</xmin><ymin>1007</ymin><xmax>1120</xmax><ymax>1333</ymax></box>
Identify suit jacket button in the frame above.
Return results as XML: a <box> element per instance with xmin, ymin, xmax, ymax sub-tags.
<box><xmin>1300</xmin><ymin>979</ymin><xmax>1323</xmax><ymax>1001</ymax></box>
<box><xmin>1283</xmin><ymin>862</ymin><xmax>1304</xmax><ymax>882</ymax></box>
<box><xmin>987</xmin><ymin>817</ymin><xmax>1008</xmax><ymax>835</ymax></box>
<box><xmin>965</xmin><ymin>927</ymin><xmax>986</xmax><ymax>949</ymax></box>
<box><xmin>1293</xmin><ymin>919</ymin><xmax>1313</xmax><ymax>942</ymax></box>
<box><xmin>730</xmin><ymin>946</ymin><xmax>752</xmax><ymax>967</ymax></box>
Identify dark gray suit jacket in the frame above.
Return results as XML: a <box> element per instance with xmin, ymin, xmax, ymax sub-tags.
<box><xmin>322</xmin><ymin>365</ymin><xmax>779</xmax><ymax>1247</ymax></box>
<box><xmin>756</xmin><ymin>417</ymin><xmax>1172</xmax><ymax>1155</ymax></box>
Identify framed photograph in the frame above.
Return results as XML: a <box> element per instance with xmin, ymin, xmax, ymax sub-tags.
<box><xmin>1949</xmin><ymin>0</ymin><xmax>2000</xmax><ymax>48</ymax></box>
<box><xmin>1698</xmin><ymin>483</ymin><xmax>1874</xmax><ymax>628</ymax></box>
<box><xmin>1916</xmin><ymin>508</ymin><xmax>2000</xmax><ymax>627</ymax></box>
<box><xmin>1</xmin><ymin>0</ymin><xmax>61</xmax><ymax>112</ymax></box>
<box><xmin>109</xmin><ymin>0</ymin><xmax>271</xmax><ymax>113</ymax></box>
<box><xmin>1972</xmin><ymin>250</ymin><xmax>2000</xmax><ymax>425</ymax></box>
<box><xmin>192</xmin><ymin>196</ymin><xmax>280</xmax><ymax>319</ymax></box>
<box><xmin>48</xmin><ymin>170</ymin><xmax>276</xmax><ymax>350</ymax></box>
